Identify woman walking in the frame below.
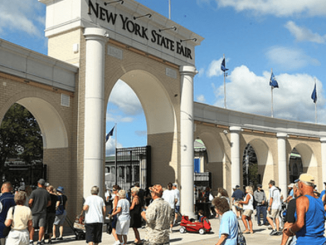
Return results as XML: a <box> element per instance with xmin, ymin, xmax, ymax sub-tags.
<box><xmin>239</xmin><ymin>186</ymin><xmax>254</xmax><ymax>234</ymax></box>
<box><xmin>5</xmin><ymin>191</ymin><xmax>32</xmax><ymax>245</ymax></box>
<box><xmin>111</xmin><ymin>190</ymin><xmax>130</xmax><ymax>245</ymax></box>
<box><xmin>130</xmin><ymin>187</ymin><xmax>142</xmax><ymax>244</ymax></box>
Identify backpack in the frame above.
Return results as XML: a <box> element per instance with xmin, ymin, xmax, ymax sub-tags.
<box><xmin>237</xmin><ymin>223</ymin><xmax>246</xmax><ymax>245</ymax></box>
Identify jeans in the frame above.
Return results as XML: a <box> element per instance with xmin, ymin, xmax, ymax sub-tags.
<box><xmin>256</xmin><ymin>205</ymin><xmax>267</xmax><ymax>225</ymax></box>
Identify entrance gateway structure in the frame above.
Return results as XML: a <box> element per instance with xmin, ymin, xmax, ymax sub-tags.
<box><xmin>40</xmin><ymin>0</ymin><xmax>204</xmax><ymax>218</ymax></box>
<box><xmin>1</xmin><ymin>0</ymin><xmax>326</xmax><ymax>220</ymax></box>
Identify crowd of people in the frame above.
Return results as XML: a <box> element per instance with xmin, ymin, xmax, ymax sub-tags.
<box><xmin>0</xmin><ymin>179</ymin><xmax>68</xmax><ymax>245</ymax></box>
<box><xmin>84</xmin><ymin>182</ymin><xmax>180</xmax><ymax>245</ymax></box>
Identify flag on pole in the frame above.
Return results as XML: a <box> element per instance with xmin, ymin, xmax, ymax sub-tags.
<box><xmin>311</xmin><ymin>83</ymin><xmax>317</xmax><ymax>103</ymax></box>
<box><xmin>269</xmin><ymin>72</ymin><xmax>279</xmax><ymax>88</ymax></box>
<box><xmin>106</xmin><ymin>126</ymin><xmax>115</xmax><ymax>142</ymax></box>
<box><xmin>221</xmin><ymin>57</ymin><xmax>228</xmax><ymax>72</ymax></box>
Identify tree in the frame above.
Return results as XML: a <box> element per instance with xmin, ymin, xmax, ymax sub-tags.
<box><xmin>243</xmin><ymin>144</ymin><xmax>258</xmax><ymax>187</ymax></box>
<box><xmin>0</xmin><ymin>103</ymin><xmax>43</xmax><ymax>181</ymax></box>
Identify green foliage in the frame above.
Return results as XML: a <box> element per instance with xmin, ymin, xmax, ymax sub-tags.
<box><xmin>0</xmin><ymin>103</ymin><xmax>43</xmax><ymax>171</ymax></box>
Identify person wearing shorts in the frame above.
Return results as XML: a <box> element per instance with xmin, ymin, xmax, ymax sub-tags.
<box><xmin>52</xmin><ymin>186</ymin><xmax>68</xmax><ymax>240</ymax></box>
<box><xmin>172</xmin><ymin>183</ymin><xmax>180</xmax><ymax>224</ymax></box>
<box><xmin>29</xmin><ymin>179</ymin><xmax>51</xmax><ymax>245</ymax></box>
<box><xmin>266</xmin><ymin>180</ymin><xmax>281</xmax><ymax>235</ymax></box>
<box><xmin>239</xmin><ymin>186</ymin><xmax>254</xmax><ymax>234</ymax></box>
<box><xmin>83</xmin><ymin>186</ymin><xmax>106</xmax><ymax>245</ymax></box>
<box><xmin>110</xmin><ymin>190</ymin><xmax>130</xmax><ymax>245</ymax></box>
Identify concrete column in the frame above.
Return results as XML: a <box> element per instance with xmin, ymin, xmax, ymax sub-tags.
<box><xmin>277</xmin><ymin>133</ymin><xmax>288</xmax><ymax>199</ymax></box>
<box><xmin>180</xmin><ymin>65</ymin><xmax>197</xmax><ymax>218</ymax></box>
<box><xmin>230</xmin><ymin>126</ymin><xmax>242</xmax><ymax>189</ymax></box>
<box><xmin>83</xmin><ymin>28</ymin><xmax>108</xmax><ymax>198</ymax></box>
<box><xmin>320</xmin><ymin>137</ymin><xmax>326</xmax><ymax>183</ymax></box>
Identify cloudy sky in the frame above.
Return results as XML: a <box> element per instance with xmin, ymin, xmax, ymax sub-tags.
<box><xmin>1</xmin><ymin>0</ymin><xmax>325</xmax><ymax>154</ymax></box>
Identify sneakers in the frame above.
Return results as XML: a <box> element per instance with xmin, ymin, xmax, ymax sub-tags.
<box><xmin>170</xmin><ymin>227</ymin><xmax>173</xmax><ymax>233</ymax></box>
<box><xmin>270</xmin><ymin>229</ymin><xmax>278</xmax><ymax>235</ymax></box>
<box><xmin>57</xmin><ymin>237</ymin><xmax>63</xmax><ymax>240</ymax></box>
<box><xmin>30</xmin><ymin>241</ymin><xmax>34</xmax><ymax>245</ymax></box>
<box><xmin>113</xmin><ymin>240</ymin><xmax>121</xmax><ymax>245</ymax></box>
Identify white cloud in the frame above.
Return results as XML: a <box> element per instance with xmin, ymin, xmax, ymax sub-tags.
<box><xmin>135</xmin><ymin>130</ymin><xmax>147</xmax><ymax>137</ymax></box>
<box><xmin>0</xmin><ymin>0</ymin><xmax>44</xmax><ymax>36</ymax></box>
<box><xmin>215</xmin><ymin>0</ymin><xmax>326</xmax><ymax>17</ymax></box>
<box><xmin>213</xmin><ymin>65</ymin><xmax>325</xmax><ymax>122</ymax></box>
<box><xmin>106</xmin><ymin>112</ymin><xmax>134</xmax><ymax>123</ymax></box>
<box><xmin>196</xmin><ymin>95</ymin><xmax>206</xmax><ymax>103</ymax></box>
<box><xmin>197</xmin><ymin>68</ymin><xmax>205</xmax><ymax>78</ymax></box>
<box><xmin>109</xmin><ymin>80</ymin><xmax>143</xmax><ymax>115</ymax></box>
<box><xmin>105</xmin><ymin>138</ymin><xmax>123</xmax><ymax>156</ymax></box>
<box><xmin>285</xmin><ymin>21</ymin><xmax>326</xmax><ymax>43</ymax></box>
<box><xmin>207</xmin><ymin>58</ymin><xmax>225</xmax><ymax>77</ymax></box>
<box><xmin>266</xmin><ymin>46</ymin><xmax>320</xmax><ymax>71</ymax></box>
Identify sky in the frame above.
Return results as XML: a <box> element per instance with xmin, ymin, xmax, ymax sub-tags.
<box><xmin>1</xmin><ymin>0</ymin><xmax>326</xmax><ymax>155</ymax></box>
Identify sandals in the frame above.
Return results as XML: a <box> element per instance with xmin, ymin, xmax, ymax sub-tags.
<box><xmin>243</xmin><ymin>231</ymin><xmax>250</xmax><ymax>234</ymax></box>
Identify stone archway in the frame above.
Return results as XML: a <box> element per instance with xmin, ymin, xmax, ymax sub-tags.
<box><xmin>292</xmin><ymin>143</ymin><xmax>317</xmax><ymax>177</ymax></box>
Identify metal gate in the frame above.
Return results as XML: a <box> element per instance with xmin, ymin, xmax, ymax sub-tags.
<box><xmin>105</xmin><ymin>146</ymin><xmax>151</xmax><ymax>191</ymax></box>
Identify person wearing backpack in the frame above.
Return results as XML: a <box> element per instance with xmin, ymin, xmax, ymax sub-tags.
<box><xmin>52</xmin><ymin>186</ymin><xmax>67</xmax><ymax>241</ymax></box>
<box><xmin>0</xmin><ymin>182</ymin><xmax>15</xmax><ymax>245</ymax></box>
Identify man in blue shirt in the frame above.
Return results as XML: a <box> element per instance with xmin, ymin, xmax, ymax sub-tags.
<box><xmin>231</xmin><ymin>185</ymin><xmax>245</xmax><ymax>219</ymax></box>
<box><xmin>0</xmin><ymin>182</ymin><xmax>15</xmax><ymax>245</ymax></box>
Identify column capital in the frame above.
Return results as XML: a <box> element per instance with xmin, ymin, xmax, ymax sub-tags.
<box><xmin>229</xmin><ymin>126</ymin><xmax>242</xmax><ymax>132</ymax></box>
<box><xmin>276</xmin><ymin>132</ymin><xmax>288</xmax><ymax>138</ymax></box>
<box><xmin>84</xmin><ymin>27</ymin><xmax>109</xmax><ymax>42</ymax></box>
<box><xmin>179</xmin><ymin>65</ymin><xmax>197</xmax><ymax>76</ymax></box>
<box><xmin>320</xmin><ymin>137</ymin><xmax>326</xmax><ymax>143</ymax></box>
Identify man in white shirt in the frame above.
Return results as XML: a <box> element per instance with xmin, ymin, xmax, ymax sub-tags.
<box><xmin>172</xmin><ymin>183</ymin><xmax>180</xmax><ymax>225</ymax></box>
<box><xmin>266</xmin><ymin>180</ymin><xmax>281</xmax><ymax>236</ymax></box>
<box><xmin>83</xmin><ymin>186</ymin><xmax>106</xmax><ymax>245</ymax></box>
<box><xmin>162</xmin><ymin>182</ymin><xmax>177</xmax><ymax>232</ymax></box>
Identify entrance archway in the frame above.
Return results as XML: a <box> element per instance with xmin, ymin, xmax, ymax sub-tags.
<box><xmin>289</xmin><ymin>148</ymin><xmax>303</xmax><ymax>183</ymax></box>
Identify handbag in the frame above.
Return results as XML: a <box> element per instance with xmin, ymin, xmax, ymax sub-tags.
<box><xmin>56</xmin><ymin>195</ymin><xmax>64</xmax><ymax>216</ymax></box>
<box><xmin>3</xmin><ymin>206</ymin><xmax>15</xmax><ymax>237</ymax></box>
<box><xmin>237</xmin><ymin>223</ymin><xmax>246</xmax><ymax>245</ymax></box>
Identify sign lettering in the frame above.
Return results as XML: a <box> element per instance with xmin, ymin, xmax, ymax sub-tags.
<box><xmin>88</xmin><ymin>0</ymin><xmax>192</xmax><ymax>59</ymax></box>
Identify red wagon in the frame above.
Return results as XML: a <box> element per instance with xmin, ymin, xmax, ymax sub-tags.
<box><xmin>179</xmin><ymin>215</ymin><xmax>212</xmax><ymax>235</ymax></box>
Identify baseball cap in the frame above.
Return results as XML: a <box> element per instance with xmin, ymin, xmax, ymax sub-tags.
<box><xmin>173</xmin><ymin>183</ymin><xmax>178</xmax><ymax>187</ymax></box>
<box><xmin>288</xmin><ymin>183</ymin><xmax>294</xmax><ymax>188</ymax></box>
<box><xmin>257</xmin><ymin>184</ymin><xmax>262</xmax><ymax>188</ymax></box>
<box><xmin>149</xmin><ymin>184</ymin><xmax>163</xmax><ymax>195</ymax></box>
<box><xmin>298</xmin><ymin>173</ymin><xmax>315</xmax><ymax>185</ymax></box>
<box><xmin>38</xmin><ymin>179</ymin><xmax>46</xmax><ymax>186</ymax></box>
<box><xmin>235</xmin><ymin>185</ymin><xmax>240</xmax><ymax>188</ymax></box>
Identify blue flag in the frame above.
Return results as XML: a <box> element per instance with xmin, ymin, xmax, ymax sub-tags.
<box><xmin>221</xmin><ymin>58</ymin><xmax>228</xmax><ymax>72</ymax></box>
<box><xmin>106</xmin><ymin>126</ymin><xmax>115</xmax><ymax>142</ymax></box>
<box><xmin>270</xmin><ymin>72</ymin><xmax>279</xmax><ymax>88</ymax></box>
<box><xmin>311</xmin><ymin>83</ymin><xmax>317</xmax><ymax>103</ymax></box>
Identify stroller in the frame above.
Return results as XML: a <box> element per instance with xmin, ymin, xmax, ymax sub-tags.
<box><xmin>65</xmin><ymin>211</ymin><xmax>86</xmax><ymax>240</ymax></box>
<box><xmin>179</xmin><ymin>215</ymin><xmax>211</xmax><ymax>235</ymax></box>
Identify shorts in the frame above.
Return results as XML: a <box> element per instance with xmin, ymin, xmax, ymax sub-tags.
<box><xmin>175</xmin><ymin>206</ymin><xmax>180</xmax><ymax>213</ymax></box>
<box><xmin>54</xmin><ymin>210</ymin><xmax>67</xmax><ymax>225</ymax></box>
<box><xmin>32</xmin><ymin>213</ymin><xmax>47</xmax><ymax>228</ymax></box>
<box><xmin>111</xmin><ymin>214</ymin><xmax>117</xmax><ymax>229</ymax></box>
<box><xmin>170</xmin><ymin>209</ymin><xmax>175</xmax><ymax>225</ymax></box>
<box><xmin>116</xmin><ymin>219</ymin><xmax>130</xmax><ymax>235</ymax></box>
<box><xmin>85</xmin><ymin>223</ymin><xmax>103</xmax><ymax>243</ymax></box>
<box><xmin>268</xmin><ymin>209</ymin><xmax>279</xmax><ymax>219</ymax></box>
<box><xmin>45</xmin><ymin>212</ymin><xmax>56</xmax><ymax>234</ymax></box>
<box><xmin>242</xmin><ymin>209</ymin><xmax>253</xmax><ymax>217</ymax></box>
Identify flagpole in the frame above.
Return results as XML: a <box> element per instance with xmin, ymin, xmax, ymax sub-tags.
<box><xmin>115</xmin><ymin>122</ymin><xmax>117</xmax><ymax>185</ymax></box>
<box><xmin>315</xmin><ymin>78</ymin><xmax>317</xmax><ymax>124</ymax></box>
<box><xmin>271</xmin><ymin>68</ymin><xmax>273</xmax><ymax>118</ymax></box>
<box><xmin>169</xmin><ymin>0</ymin><xmax>171</xmax><ymax>19</ymax></box>
<box><xmin>223</xmin><ymin>54</ymin><xmax>226</xmax><ymax>109</ymax></box>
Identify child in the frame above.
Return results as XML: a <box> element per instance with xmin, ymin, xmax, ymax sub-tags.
<box><xmin>198</xmin><ymin>210</ymin><xmax>204</xmax><ymax>222</ymax></box>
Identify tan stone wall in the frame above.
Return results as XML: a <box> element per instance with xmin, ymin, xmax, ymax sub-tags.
<box><xmin>0</xmin><ymin>74</ymin><xmax>79</xmax><ymax>216</ymax></box>
<box><xmin>48</xmin><ymin>28</ymin><xmax>82</xmax><ymax>65</ymax></box>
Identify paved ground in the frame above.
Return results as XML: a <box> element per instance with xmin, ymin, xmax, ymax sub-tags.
<box><xmin>40</xmin><ymin>217</ymin><xmax>284</xmax><ymax>245</ymax></box>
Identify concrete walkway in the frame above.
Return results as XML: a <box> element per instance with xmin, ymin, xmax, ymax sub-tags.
<box><xmin>42</xmin><ymin>217</ymin><xmax>283</xmax><ymax>245</ymax></box>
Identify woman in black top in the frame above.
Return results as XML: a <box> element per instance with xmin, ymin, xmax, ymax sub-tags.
<box><xmin>130</xmin><ymin>187</ymin><xmax>142</xmax><ymax>244</ymax></box>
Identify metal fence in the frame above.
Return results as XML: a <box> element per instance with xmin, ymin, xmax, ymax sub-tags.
<box><xmin>105</xmin><ymin>146</ymin><xmax>151</xmax><ymax>191</ymax></box>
